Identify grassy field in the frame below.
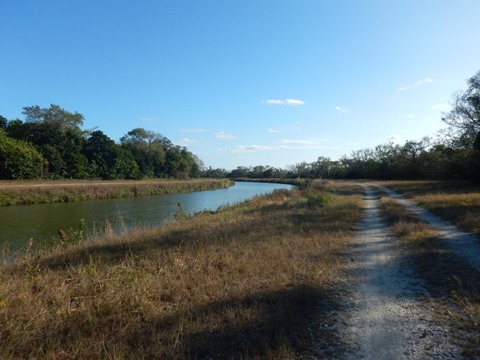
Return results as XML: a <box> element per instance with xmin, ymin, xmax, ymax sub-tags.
<box><xmin>377</xmin><ymin>180</ymin><xmax>480</xmax><ymax>238</ymax></box>
<box><xmin>378</xmin><ymin>190</ymin><xmax>480</xmax><ymax>357</ymax></box>
<box><xmin>0</xmin><ymin>179</ymin><xmax>233</xmax><ymax>206</ymax></box>
<box><xmin>0</xmin><ymin>180</ymin><xmax>363</xmax><ymax>359</ymax></box>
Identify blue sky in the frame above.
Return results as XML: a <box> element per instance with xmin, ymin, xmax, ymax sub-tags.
<box><xmin>1</xmin><ymin>1</ymin><xmax>479</xmax><ymax>170</ymax></box>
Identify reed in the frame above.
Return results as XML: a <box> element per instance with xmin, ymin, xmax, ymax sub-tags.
<box><xmin>0</xmin><ymin>180</ymin><xmax>363</xmax><ymax>359</ymax></box>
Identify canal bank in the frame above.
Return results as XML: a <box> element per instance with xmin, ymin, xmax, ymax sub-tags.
<box><xmin>0</xmin><ymin>179</ymin><xmax>233</xmax><ymax>206</ymax></box>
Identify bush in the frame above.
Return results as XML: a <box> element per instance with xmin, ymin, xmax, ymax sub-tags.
<box><xmin>0</xmin><ymin>131</ymin><xmax>44</xmax><ymax>179</ymax></box>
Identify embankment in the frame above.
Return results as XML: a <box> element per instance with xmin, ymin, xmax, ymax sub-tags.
<box><xmin>0</xmin><ymin>178</ymin><xmax>233</xmax><ymax>206</ymax></box>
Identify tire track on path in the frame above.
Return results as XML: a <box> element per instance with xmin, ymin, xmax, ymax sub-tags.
<box><xmin>344</xmin><ymin>185</ymin><xmax>459</xmax><ymax>359</ymax></box>
<box><xmin>377</xmin><ymin>185</ymin><xmax>480</xmax><ymax>272</ymax></box>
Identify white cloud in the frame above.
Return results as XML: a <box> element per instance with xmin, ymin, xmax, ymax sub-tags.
<box><xmin>264</xmin><ymin>98</ymin><xmax>305</xmax><ymax>106</ymax></box>
<box><xmin>281</xmin><ymin>139</ymin><xmax>315</xmax><ymax>145</ymax></box>
<box><xmin>413</xmin><ymin>77</ymin><xmax>434</xmax><ymax>87</ymax></box>
<box><xmin>335</xmin><ymin>106</ymin><xmax>350</xmax><ymax>113</ymax></box>
<box><xmin>180</xmin><ymin>138</ymin><xmax>198</xmax><ymax>144</ymax></box>
<box><xmin>432</xmin><ymin>103</ymin><xmax>451</xmax><ymax>110</ymax></box>
<box><xmin>214</xmin><ymin>131</ymin><xmax>236</xmax><ymax>140</ymax></box>
<box><xmin>398</xmin><ymin>77</ymin><xmax>435</xmax><ymax>91</ymax></box>
<box><xmin>267</xmin><ymin>125</ymin><xmax>302</xmax><ymax>133</ymax></box>
<box><xmin>225</xmin><ymin>145</ymin><xmax>275</xmax><ymax>153</ymax></box>
<box><xmin>219</xmin><ymin>138</ymin><xmax>335</xmax><ymax>154</ymax></box>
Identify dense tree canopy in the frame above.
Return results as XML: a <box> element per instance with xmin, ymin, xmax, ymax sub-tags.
<box><xmin>0</xmin><ymin>105</ymin><xmax>202</xmax><ymax>180</ymax></box>
<box><xmin>6</xmin><ymin>107</ymin><xmax>88</xmax><ymax>178</ymax></box>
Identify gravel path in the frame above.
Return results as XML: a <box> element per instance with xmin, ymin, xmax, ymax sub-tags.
<box><xmin>343</xmin><ymin>185</ymin><xmax>460</xmax><ymax>359</ymax></box>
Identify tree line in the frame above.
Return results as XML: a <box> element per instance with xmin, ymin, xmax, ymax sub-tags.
<box><xmin>204</xmin><ymin>70</ymin><xmax>480</xmax><ymax>181</ymax></box>
<box><xmin>2</xmin><ymin>70</ymin><xmax>479</xmax><ymax>181</ymax></box>
<box><xmin>0</xmin><ymin>105</ymin><xmax>201</xmax><ymax>180</ymax></box>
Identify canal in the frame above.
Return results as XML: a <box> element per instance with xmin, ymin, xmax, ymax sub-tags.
<box><xmin>0</xmin><ymin>181</ymin><xmax>294</xmax><ymax>251</ymax></box>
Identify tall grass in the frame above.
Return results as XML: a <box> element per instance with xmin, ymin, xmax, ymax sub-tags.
<box><xmin>379</xmin><ymin>194</ymin><xmax>480</xmax><ymax>357</ymax></box>
<box><xmin>0</xmin><ymin>181</ymin><xmax>363</xmax><ymax>359</ymax></box>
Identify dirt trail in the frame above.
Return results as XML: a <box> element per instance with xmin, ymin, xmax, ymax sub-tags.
<box><xmin>378</xmin><ymin>185</ymin><xmax>480</xmax><ymax>272</ymax></box>
<box><xmin>343</xmin><ymin>185</ymin><xmax>460</xmax><ymax>359</ymax></box>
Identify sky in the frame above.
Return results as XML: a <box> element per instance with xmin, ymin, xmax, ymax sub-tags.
<box><xmin>1</xmin><ymin>1</ymin><xmax>479</xmax><ymax>170</ymax></box>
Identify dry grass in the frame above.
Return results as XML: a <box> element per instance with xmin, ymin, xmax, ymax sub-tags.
<box><xmin>0</xmin><ymin>179</ymin><xmax>233</xmax><ymax>206</ymax></box>
<box><xmin>0</xmin><ymin>181</ymin><xmax>363</xmax><ymax>359</ymax></box>
<box><xmin>379</xmin><ymin>194</ymin><xmax>480</xmax><ymax>357</ymax></box>
<box><xmin>378</xmin><ymin>180</ymin><xmax>480</xmax><ymax>237</ymax></box>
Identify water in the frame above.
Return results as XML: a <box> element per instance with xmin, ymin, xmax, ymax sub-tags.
<box><xmin>0</xmin><ymin>181</ymin><xmax>293</xmax><ymax>251</ymax></box>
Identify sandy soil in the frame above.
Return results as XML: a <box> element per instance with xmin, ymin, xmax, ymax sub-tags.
<box><xmin>341</xmin><ymin>185</ymin><xmax>462</xmax><ymax>359</ymax></box>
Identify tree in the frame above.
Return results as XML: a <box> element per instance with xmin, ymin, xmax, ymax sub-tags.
<box><xmin>228</xmin><ymin>166</ymin><xmax>250</xmax><ymax>178</ymax></box>
<box><xmin>202</xmin><ymin>167</ymin><xmax>228</xmax><ymax>178</ymax></box>
<box><xmin>0</xmin><ymin>115</ymin><xmax>7</xmax><ymax>130</ymax></box>
<box><xmin>0</xmin><ymin>131</ymin><xmax>44</xmax><ymax>179</ymax></box>
<box><xmin>83</xmin><ymin>130</ymin><xmax>120</xmax><ymax>179</ymax></box>
<box><xmin>442</xmin><ymin>70</ymin><xmax>480</xmax><ymax>145</ymax></box>
<box><xmin>120</xmin><ymin>128</ymin><xmax>168</xmax><ymax>177</ymax></box>
<box><xmin>22</xmin><ymin>104</ymin><xmax>84</xmax><ymax>131</ymax></box>
<box><xmin>7</xmin><ymin>106</ymin><xmax>88</xmax><ymax>178</ymax></box>
<box><xmin>399</xmin><ymin>137</ymin><xmax>430</xmax><ymax>178</ymax></box>
<box><xmin>310</xmin><ymin>156</ymin><xmax>333</xmax><ymax>178</ymax></box>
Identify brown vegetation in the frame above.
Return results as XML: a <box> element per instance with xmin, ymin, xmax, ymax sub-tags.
<box><xmin>0</xmin><ymin>181</ymin><xmax>363</xmax><ymax>359</ymax></box>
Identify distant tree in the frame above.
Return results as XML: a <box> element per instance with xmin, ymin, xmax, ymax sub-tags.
<box><xmin>192</xmin><ymin>154</ymin><xmax>205</xmax><ymax>174</ymax></box>
<box><xmin>120</xmin><ymin>128</ymin><xmax>167</xmax><ymax>177</ymax></box>
<box><xmin>417</xmin><ymin>145</ymin><xmax>451</xmax><ymax>179</ymax></box>
<box><xmin>287</xmin><ymin>162</ymin><xmax>313</xmax><ymax>178</ymax></box>
<box><xmin>346</xmin><ymin>149</ymin><xmax>375</xmax><ymax>179</ymax></box>
<box><xmin>442</xmin><ymin>71</ymin><xmax>480</xmax><ymax>146</ymax></box>
<box><xmin>165</xmin><ymin>146</ymin><xmax>201</xmax><ymax>178</ymax></box>
<box><xmin>202</xmin><ymin>167</ymin><xmax>228</xmax><ymax>178</ymax></box>
<box><xmin>22</xmin><ymin>104</ymin><xmax>84</xmax><ymax>131</ymax></box>
<box><xmin>310</xmin><ymin>156</ymin><xmax>333</xmax><ymax>178</ymax></box>
<box><xmin>399</xmin><ymin>137</ymin><xmax>430</xmax><ymax>178</ymax></box>
<box><xmin>370</xmin><ymin>142</ymin><xmax>401</xmax><ymax>179</ymax></box>
<box><xmin>228</xmin><ymin>166</ymin><xmax>250</xmax><ymax>178</ymax></box>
